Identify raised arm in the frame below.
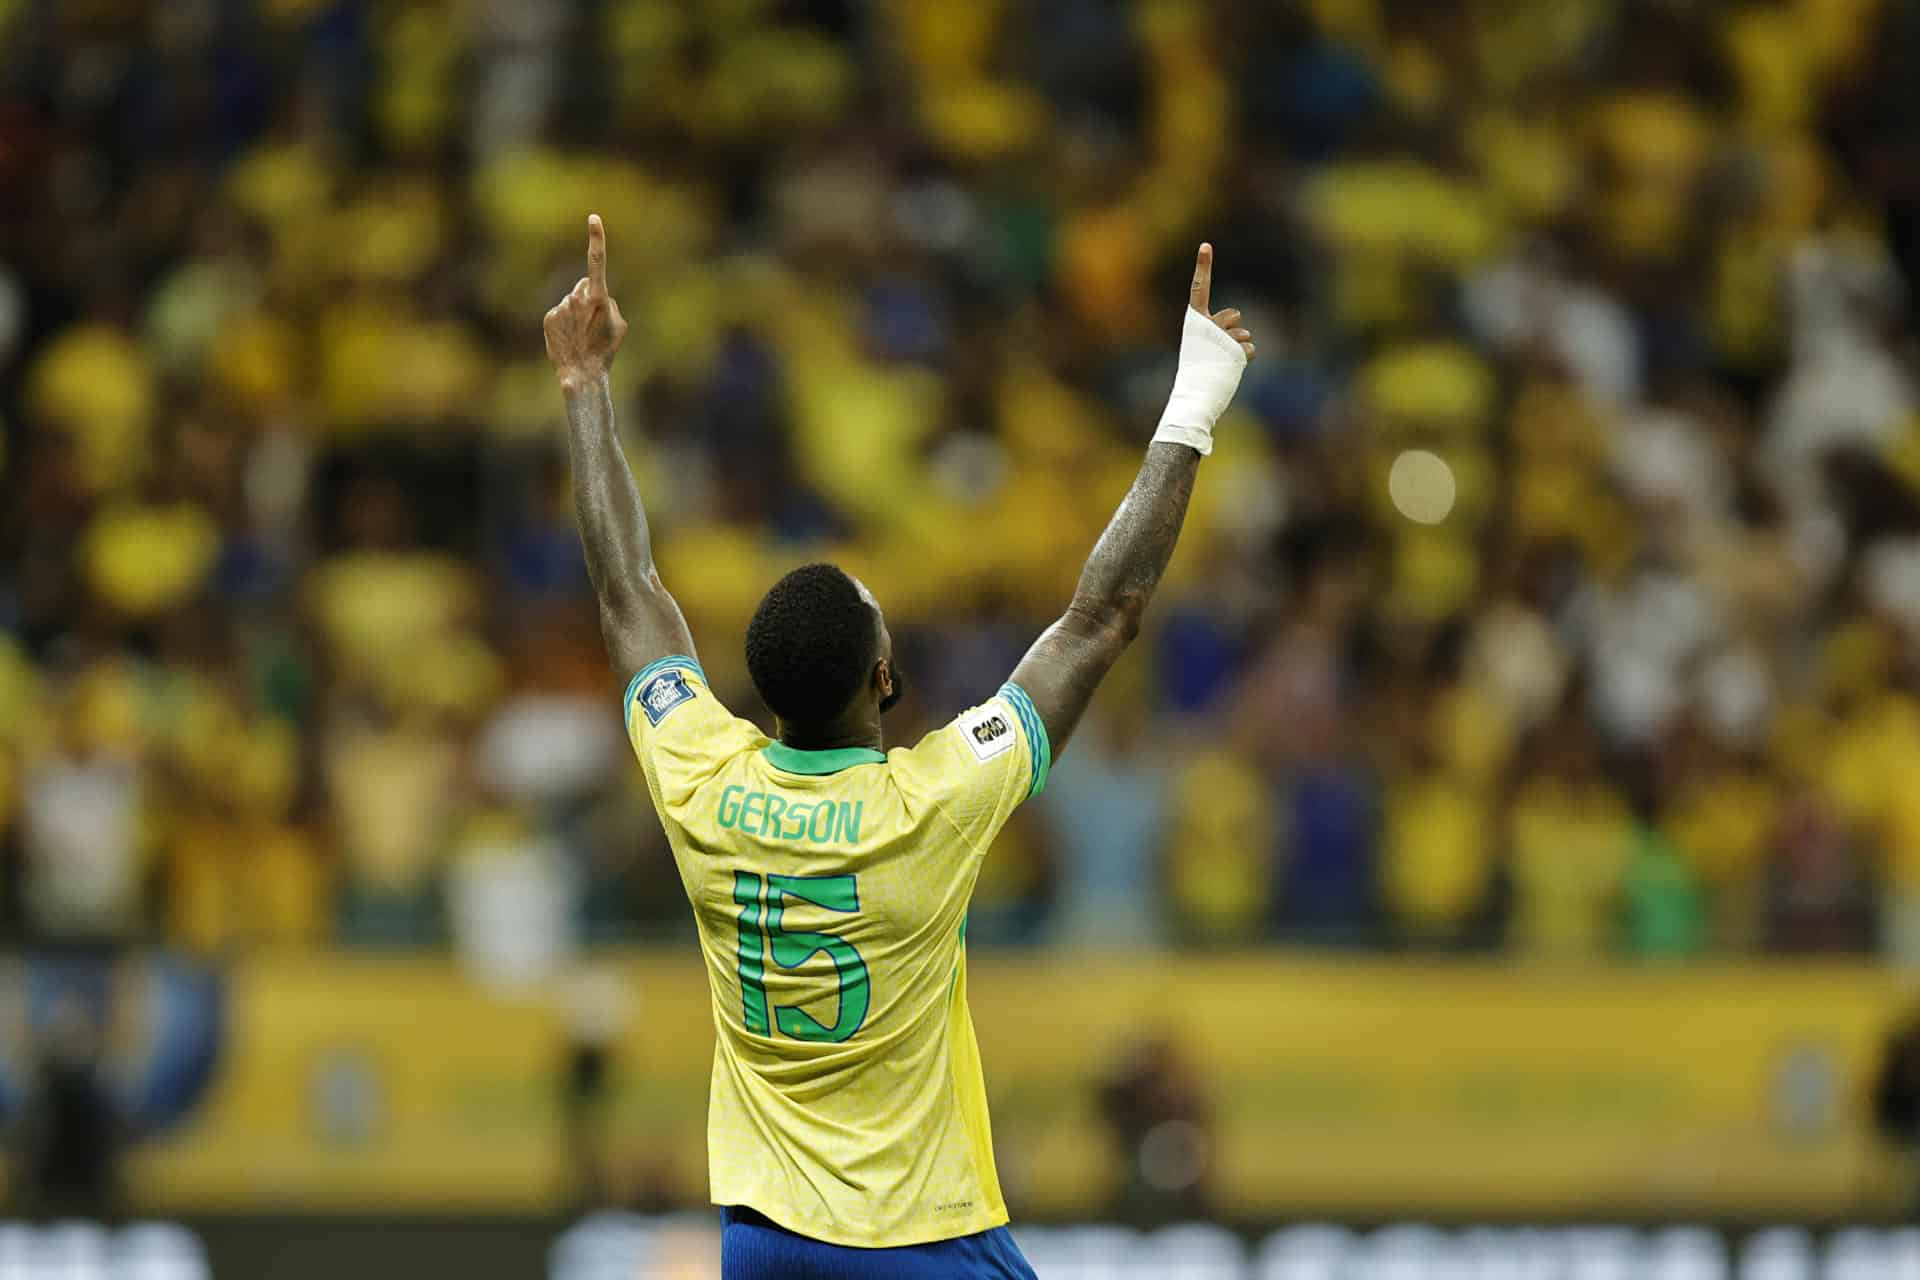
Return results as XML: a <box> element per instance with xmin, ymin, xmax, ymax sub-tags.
<box><xmin>544</xmin><ymin>215</ymin><xmax>696</xmax><ymax>678</ymax></box>
<box><xmin>1009</xmin><ymin>244</ymin><xmax>1255</xmax><ymax>755</ymax></box>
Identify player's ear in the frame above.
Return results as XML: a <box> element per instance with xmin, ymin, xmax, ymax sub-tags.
<box><xmin>876</xmin><ymin>657</ymin><xmax>905</xmax><ymax>714</ymax></box>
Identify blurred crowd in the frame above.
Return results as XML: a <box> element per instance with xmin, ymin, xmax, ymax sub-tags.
<box><xmin>8</xmin><ymin>0</ymin><xmax>1920</xmax><ymax>964</ymax></box>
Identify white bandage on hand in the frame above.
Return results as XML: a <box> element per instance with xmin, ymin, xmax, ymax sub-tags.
<box><xmin>1152</xmin><ymin>305</ymin><xmax>1249</xmax><ymax>457</ymax></box>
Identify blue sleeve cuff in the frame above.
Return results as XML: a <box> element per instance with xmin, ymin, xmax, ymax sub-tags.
<box><xmin>997</xmin><ymin>682</ymin><xmax>1051</xmax><ymax>799</ymax></box>
<box><xmin>624</xmin><ymin>655</ymin><xmax>707</xmax><ymax>724</ymax></box>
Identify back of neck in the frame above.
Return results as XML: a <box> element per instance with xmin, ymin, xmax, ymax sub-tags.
<box><xmin>777</xmin><ymin>718</ymin><xmax>882</xmax><ymax>754</ymax></box>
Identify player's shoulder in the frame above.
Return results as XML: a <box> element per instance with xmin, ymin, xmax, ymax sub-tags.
<box><xmin>623</xmin><ymin>655</ymin><xmax>763</xmax><ymax>766</ymax></box>
<box><xmin>895</xmin><ymin>682</ymin><xmax>1049</xmax><ymax>797</ymax></box>
<box><xmin>949</xmin><ymin>695</ymin><xmax>1025</xmax><ymax>766</ymax></box>
<box><xmin>624</xmin><ymin>654</ymin><xmax>709</xmax><ymax>732</ymax></box>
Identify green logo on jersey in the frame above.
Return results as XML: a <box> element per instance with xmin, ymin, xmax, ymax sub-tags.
<box><xmin>716</xmin><ymin>786</ymin><xmax>864</xmax><ymax>844</ymax></box>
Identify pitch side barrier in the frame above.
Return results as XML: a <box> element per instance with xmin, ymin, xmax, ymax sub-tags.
<box><xmin>553</xmin><ymin>1216</ymin><xmax>1920</xmax><ymax>1280</ymax></box>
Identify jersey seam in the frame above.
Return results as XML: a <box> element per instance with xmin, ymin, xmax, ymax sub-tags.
<box><xmin>925</xmin><ymin>789</ymin><xmax>990</xmax><ymax>861</ymax></box>
<box><xmin>943</xmin><ymin>927</ymin><xmax>1001</xmax><ymax>1244</ymax></box>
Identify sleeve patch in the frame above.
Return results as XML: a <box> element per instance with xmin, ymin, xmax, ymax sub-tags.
<box><xmin>636</xmin><ymin>669</ymin><xmax>697</xmax><ymax>726</ymax></box>
<box><xmin>955</xmin><ymin>703</ymin><xmax>1018</xmax><ymax>762</ymax></box>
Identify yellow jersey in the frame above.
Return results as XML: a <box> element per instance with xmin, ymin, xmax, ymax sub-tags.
<box><xmin>622</xmin><ymin>654</ymin><xmax>1050</xmax><ymax>1248</ymax></box>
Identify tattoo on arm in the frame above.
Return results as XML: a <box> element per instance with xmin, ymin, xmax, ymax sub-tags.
<box><xmin>1010</xmin><ymin>442</ymin><xmax>1201</xmax><ymax>753</ymax></box>
<box><xmin>563</xmin><ymin>372</ymin><xmax>696</xmax><ymax>675</ymax></box>
<box><xmin>1066</xmin><ymin>442</ymin><xmax>1200</xmax><ymax>626</ymax></box>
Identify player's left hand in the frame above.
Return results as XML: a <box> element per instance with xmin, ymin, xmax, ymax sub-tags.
<box><xmin>545</xmin><ymin>214</ymin><xmax>629</xmax><ymax>389</ymax></box>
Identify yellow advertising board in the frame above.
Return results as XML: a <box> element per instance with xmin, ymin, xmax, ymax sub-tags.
<box><xmin>125</xmin><ymin>952</ymin><xmax>1920</xmax><ymax>1219</ymax></box>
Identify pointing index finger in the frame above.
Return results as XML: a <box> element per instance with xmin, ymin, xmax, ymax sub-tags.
<box><xmin>587</xmin><ymin>214</ymin><xmax>608</xmax><ymax>297</ymax></box>
<box><xmin>1190</xmin><ymin>242</ymin><xmax>1212</xmax><ymax>314</ymax></box>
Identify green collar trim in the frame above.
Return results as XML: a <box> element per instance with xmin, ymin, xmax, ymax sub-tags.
<box><xmin>762</xmin><ymin>742</ymin><xmax>888</xmax><ymax>775</ymax></box>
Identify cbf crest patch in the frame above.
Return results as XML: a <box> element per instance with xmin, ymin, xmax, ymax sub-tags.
<box><xmin>638</xmin><ymin>668</ymin><xmax>696</xmax><ymax>726</ymax></box>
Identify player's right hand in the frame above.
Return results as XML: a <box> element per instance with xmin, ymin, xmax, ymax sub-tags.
<box><xmin>1190</xmin><ymin>242</ymin><xmax>1255</xmax><ymax>360</ymax></box>
<box><xmin>545</xmin><ymin>213</ymin><xmax>629</xmax><ymax>389</ymax></box>
<box><xmin>1151</xmin><ymin>243</ymin><xmax>1253</xmax><ymax>456</ymax></box>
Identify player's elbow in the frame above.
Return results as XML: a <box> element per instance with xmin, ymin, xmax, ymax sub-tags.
<box><xmin>596</xmin><ymin>578</ymin><xmax>670</xmax><ymax>663</ymax></box>
<box><xmin>1109</xmin><ymin>590</ymin><xmax>1149</xmax><ymax>646</ymax></box>
<box><xmin>1067</xmin><ymin>590</ymin><xmax>1147</xmax><ymax>651</ymax></box>
<box><xmin>598</xmin><ymin>591</ymin><xmax>651</xmax><ymax>642</ymax></box>
<box><xmin>598</xmin><ymin>611</ymin><xmax>650</xmax><ymax>676</ymax></box>
<box><xmin>599</xmin><ymin>566</ymin><xmax>666</xmax><ymax>621</ymax></box>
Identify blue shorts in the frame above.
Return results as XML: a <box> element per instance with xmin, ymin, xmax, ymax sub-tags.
<box><xmin>719</xmin><ymin>1205</ymin><xmax>1039</xmax><ymax>1280</ymax></box>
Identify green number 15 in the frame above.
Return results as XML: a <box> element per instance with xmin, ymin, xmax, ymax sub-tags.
<box><xmin>732</xmin><ymin>872</ymin><xmax>870</xmax><ymax>1043</ymax></box>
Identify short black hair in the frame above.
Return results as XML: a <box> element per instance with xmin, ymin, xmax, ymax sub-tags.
<box><xmin>746</xmin><ymin>563</ymin><xmax>879</xmax><ymax>725</ymax></box>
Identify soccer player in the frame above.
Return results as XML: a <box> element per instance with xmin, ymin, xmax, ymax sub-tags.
<box><xmin>544</xmin><ymin>215</ymin><xmax>1254</xmax><ymax>1279</ymax></box>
